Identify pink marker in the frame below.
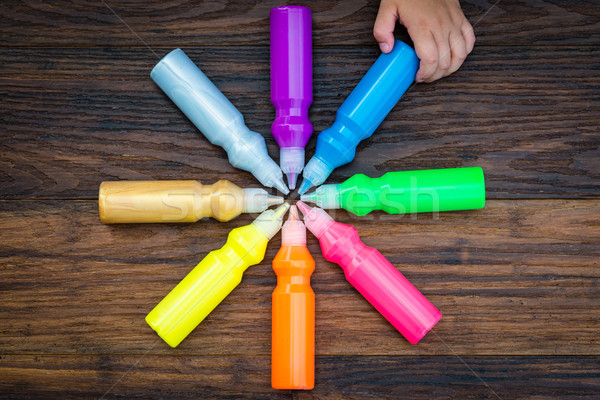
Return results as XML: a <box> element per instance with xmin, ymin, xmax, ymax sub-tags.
<box><xmin>296</xmin><ymin>201</ymin><xmax>441</xmax><ymax>344</ymax></box>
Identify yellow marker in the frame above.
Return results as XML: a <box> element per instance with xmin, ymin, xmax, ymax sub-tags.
<box><xmin>99</xmin><ymin>180</ymin><xmax>283</xmax><ymax>223</ymax></box>
<box><xmin>146</xmin><ymin>203</ymin><xmax>290</xmax><ymax>347</ymax></box>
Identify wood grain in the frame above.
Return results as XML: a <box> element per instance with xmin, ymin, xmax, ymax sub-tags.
<box><xmin>296</xmin><ymin>356</ymin><xmax>600</xmax><ymax>400</ymax></box>
<box><xmin>1</xmin><ymin>0</ymin><xmax>599</xmax><ymax>397</ymax></box>
<box><xmin>1</xmin><ymin>199</ymin><xmax>598</xmax><ymax>356</ymax></box>
<box><xmin>0</xmin><ymin>0</ymin><xmax>599</xmax><ymax>47</ymax></box>
<box><xmin>1</xmin><ymin>46</ymin><xmax>598</xmax><ymax>199</ymax></box>
<box><xmin>0</xmin><ymin>354</ymin><xmax>289</xmax><ymax>400</ymax></box>
<box><xmin>1</xmin><ymin>355</ymin><xmax>598</xmax><ymax>399</ymax></box>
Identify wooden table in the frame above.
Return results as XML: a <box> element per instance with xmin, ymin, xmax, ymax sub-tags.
<box><xmin>1</xmin><ymin>1</ymin><xmax>599</xmax><ymax>398</ymax></box>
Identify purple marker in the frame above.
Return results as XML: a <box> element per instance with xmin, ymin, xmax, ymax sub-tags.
<box><xmin>270</xmin><ymin>6</ymin><xmax>313</xmax><ymax>190</ymax></box>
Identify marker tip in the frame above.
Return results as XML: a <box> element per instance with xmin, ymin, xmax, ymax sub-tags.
<box><xmin>286</xmin><ymin>173</ymin><xmax>297</xmax><ymax>190</ymax></box>
<box><xmin>300</xmin><ymin>192</ymin><xmax>316</xmax><ymax>204</ymax></box>
<box><xmin>272</xmin><ymin>177</ymin><xmax>290</xmax><ymax>195</ymax></box>
<box><xmin>289</xmin><ymin>205</ymin><xmax>299</xmax><ymax>221</ymax></box>
<box><xmin>267</xmin><ymin>195</ymin><xmax>284</xmax><ymax>206</ymax></box>
<box><xmin>274</xmin><ymin>202</ymin><xmax>291</xmax><ymax>218</ymax></box>
<box><xmin>297</xmin><ymin>178</ymin><xmax>313</xmax><ymax>195</ymax></box>
<box><xmin>296</xmin><ymin>201</ymin><xmax>312</xmax><ymax>217</ymax></box>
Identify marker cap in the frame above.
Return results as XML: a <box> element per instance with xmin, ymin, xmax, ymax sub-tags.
<box><xmin>242</xmin><ymin>188</ymin><xmax>284</xmax><ymax>213</ymax></box>
<box><xmin>253</xmin><ymin>203</ymin><xmax>291</xmax><ymax>240</ymax></box>
<box><xmin>281</xmin><ymin>205</ymin><xmax>306</xmax><ymax>245</ymax></box>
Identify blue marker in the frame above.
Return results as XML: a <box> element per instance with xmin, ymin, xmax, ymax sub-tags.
<box><xmin>298</xmin><ymin>40</ymin><xmax>419</xmax><ymax>195</ymax></box>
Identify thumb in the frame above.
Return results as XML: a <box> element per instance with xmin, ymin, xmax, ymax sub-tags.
<box><xmin>373</xmin><ymin>2</ymin><xmax>397</xmax><ymax>53</ymax></box>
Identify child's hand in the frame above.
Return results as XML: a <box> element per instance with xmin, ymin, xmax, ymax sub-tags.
<box><xmin>374</xmin><ymin>0</ymin><xmax>475</xmax><ymax>83</ymax></box>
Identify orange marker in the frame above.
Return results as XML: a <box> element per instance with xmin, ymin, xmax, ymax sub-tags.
<box><xmin>272</xmin><ymin>205</ymin><xmax>315</xmax><ymax>389</ymax></box>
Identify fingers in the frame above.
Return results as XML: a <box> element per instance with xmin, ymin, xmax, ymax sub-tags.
<box><xmin>413</xmin><ymin>29</ymin><xmax>439</xmax><ymax>83</ymax></box>
<box><xmin>373</xmin><ymin>1</ymin><xmax>398</xmax><ymax>53</ymax></box>
<box><xmin>428</xmin><ymin>30</ymin><xmax>452</xmax><ymax>82</ymax></box>
<box><xmin>461</xmin><ymin>19</ymin><xmax>476</xmax><ymax>54</ymax></box>
<box><xmin>378</xmin><ymin>0</ymin><xmax>476</xmax><ymax>83</ymax></box>
<box><xmin>447</xmin><ymin>29</ymin><xmax>468</xmax><ymax>76</ymax></box>
<box><xmin>414</xmin><ymin>17</ymin><xmax>474</xmax><ymax>83</ymax></box>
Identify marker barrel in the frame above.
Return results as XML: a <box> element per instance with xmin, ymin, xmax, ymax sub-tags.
<box><xmin>270</xmin><ymin>6</ymin><xmax>313</xmax><ymax>188</ymax></box>
<box><xmin>299</xmin><ymin>40</ymin><xmax>419</xmax><ymax>193</ymax></box>
<box><xmin>272</xmin><ymin>246</ymin><xmax>315</xmax><ymax>389</ymax></box>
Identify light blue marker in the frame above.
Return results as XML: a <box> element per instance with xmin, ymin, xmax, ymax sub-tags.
<box><xmin>298</xmin><ymin>40</ymin><xmax>419</xmax><ymax>195</ymax></box>
<box><xmin>152</xmin><ymin>49</ymin><xmax>289</xmax><ymax>195</ymax></box>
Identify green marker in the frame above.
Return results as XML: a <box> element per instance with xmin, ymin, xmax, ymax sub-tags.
<box><xmin>300</xmin><ymin>167</ymin><xmax>485</xmax><ymax>216</ymax></box>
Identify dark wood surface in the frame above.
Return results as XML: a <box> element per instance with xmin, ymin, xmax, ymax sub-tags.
<box><xmin>1</xmin><ymin>46</ymin><xmax>599</xmax><ymax>200</ymax></box>
<box><xmin>1</xmin><ymin>0</ymin><xmax>599</xmax><ymax>46</ymax></box>
<box><xmin>2</xmin><ymin>355</ymin><xmax>599</xmax><ymax>399</ymax></box>
<box><xmin>2</xmin><ymin>199</ymin><xmax>599</xmax><ymax>357</ymax></box>
<box><xmin>1</xmin><ymin>0</ymin><xmax>599</xmax><ymax>399</ymax></box>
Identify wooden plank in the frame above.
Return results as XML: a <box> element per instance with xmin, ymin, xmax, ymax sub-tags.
<box><xmin>1</xmin><ymin>46</ymin><xmax>598</xmax><ymax>199</ymax></box>
<box><xmin>0</xmin><ymin>355</ymin><xmax>289</xmax><ymax>400</ymax></box>
<box><xmin>0</xmin><ymin>0</ymin><xmax>599</xmax><ymax>47</ymax></box>
<box><xmin>1</xmin><ymin>355</ymin><xmax>599</xmax><ymax>399</ymax></box>
<box><xmin>1</xmin><ymin>199</ymin><xmax>598</xmax><ymax>356</ymax></box>
<box><xmin>296</xmin><ymin>356</ymin><xmax>600</xmax><ymax>400</ymax></box>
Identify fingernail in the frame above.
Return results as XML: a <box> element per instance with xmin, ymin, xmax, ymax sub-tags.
<box><xmin>379</xmin><ymin>42</ymin><xmax>390</xmax><ymax>53</ymax></box>
<box><xmin>415</xmin><ymin>72</ymin><xmax>424</xmax><ymax>83</ymax></box>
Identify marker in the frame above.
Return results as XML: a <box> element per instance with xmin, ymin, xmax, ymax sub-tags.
<box><xmin>297</xmin><ymin>201</ymin><xmax>441</xmax><ymax>344</ymax></box>
<box><xmin>301</xmin><ymin>167</ymin><xmax>485</xmax><ymax>216</ymax></box>
<box><xmin>270</xmin><ymin>6</ymin><xmax>313</xmax><ymax>189</ymax></box>
<box><xmin>298</xmin><ymin>40</ymin><xmax>419</xmax><ymax>194</ymax></box>
<box><xmin>151</xmin><ymin>48</ymin><xmax>289</xmax><ymax>194</ymax></box>
<box><xmin>99</xmin><ymin>180</ymin><xmax>284</xmax><ymax>223</ymax></box>
<box><xmin>272</xmin><ymin>205</ymin><xmax>315</xmax><ymax>389</ymax></box>
<box><xmin>146</xmin><ymin>203</ymin><xmax>290</xmax><ymax>348</ymax></box>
